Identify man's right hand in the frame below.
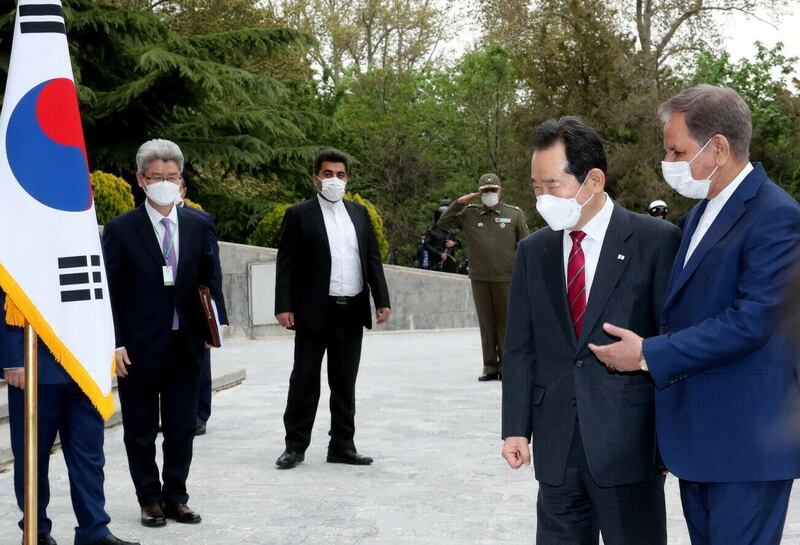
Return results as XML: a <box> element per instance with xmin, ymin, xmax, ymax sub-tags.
<box><xmin>457</xmin><ymin>192</ymin><xmax>481</xmax><ymax>205</ymax></box>
<box><xmin>115</xmin><ymin>348</ymin><xmax>132</xmax><ymax>378</ymax></box>
<box><xmin>3</xmin><ymin>368</ymin><xmax>24</xmax><ymax>389</ymax></box>
<box><xmin>502</xmin><ymin>436</ymin><xmax>531</xmax><ymax>469</ymax></box>
<box><xmin>276</xmin><ymin>312</ymin><xmax>295</xmax><ymax>328</ymax></box>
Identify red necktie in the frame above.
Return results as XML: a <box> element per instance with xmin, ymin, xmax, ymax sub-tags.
<box><xmin>567</xmin><ymin>231</ymin><xmax>587</xmax><ymax>337</ymax></box>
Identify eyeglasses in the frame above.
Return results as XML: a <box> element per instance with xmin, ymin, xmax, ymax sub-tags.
<box><xmin>142</xmin><ymin>175</ymin><xmax>182</xmax><ymax>184</ymax></box>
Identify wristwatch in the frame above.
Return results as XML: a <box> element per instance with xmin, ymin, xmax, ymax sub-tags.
<box><xmin>639</xmin><ymin>350</ymin><xmax>649</xmax><ymax>372</ymax></box>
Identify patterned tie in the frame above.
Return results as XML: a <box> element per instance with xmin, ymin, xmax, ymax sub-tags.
<box><xmin>567</xmin><ymin>230</ymin><xmax>587</xmax><ymax>337</ymax></box>
<box><xmin>161</xmin><ymin>218</ymin><xmax>179</xmax><ymax>330</ymax></box>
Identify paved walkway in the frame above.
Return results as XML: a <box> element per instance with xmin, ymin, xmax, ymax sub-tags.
<box><xmin>1</xmin><ymin>329</ymin><xmax>799</xmax><ymax>544</ymax></box>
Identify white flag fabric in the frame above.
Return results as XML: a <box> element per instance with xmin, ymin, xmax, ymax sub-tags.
<box><xmin>0</xmin><ymin>0</ymin><xmax>115</xmax><ymax>418</ymax></box>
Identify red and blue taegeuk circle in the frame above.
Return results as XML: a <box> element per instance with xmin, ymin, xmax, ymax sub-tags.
<box><xmin>6</xmin><ymin>78</ymin><xmax>92</xmax><ymax>212</ymax></box>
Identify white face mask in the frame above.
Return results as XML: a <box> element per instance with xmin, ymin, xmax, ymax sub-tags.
<box><xmin>535</xmin><ymin>175</ymin><xmax>594</xmax><ymax>231</ymax></box>
<box><xmin>481</xmin><ymin>191</ymin><xmax>499</xmax><ymax>207</ymax></box>
<box><xmin>143</xmin><ymin>180</ymin><xmax>181</xmax><ymax>207</ymax></box>
<box><xmin>661</xmin><ymin>138</ymin><xmax>718</xmax><ymax>200</ymax></box>
<box><xmin>319</xmin><ymin>177</ymin><xmax>346</xmax><ymax>202</ymax></box>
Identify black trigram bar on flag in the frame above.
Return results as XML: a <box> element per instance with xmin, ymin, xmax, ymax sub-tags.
<box><xmin>58</xmin><ymin>255</ymin><xmax>103</xmax><ymax>302</ymax></box>
<box><xmin>19</xmin><ymin>3</ymin><xmax>66</xmax><ymax>35</ymax></box>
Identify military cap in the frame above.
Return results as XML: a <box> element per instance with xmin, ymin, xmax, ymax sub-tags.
<box><xmin>478</xmin><ymin>173</ymin><xmax>501</xmax><ymax>190</ymax></box>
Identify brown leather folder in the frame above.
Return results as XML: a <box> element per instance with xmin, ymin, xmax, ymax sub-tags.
<box><xmin>196</xmin><ymin>285</ymin><xmax>221</xmax><ymax>348</ymax></box>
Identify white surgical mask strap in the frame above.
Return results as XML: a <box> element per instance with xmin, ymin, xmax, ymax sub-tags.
<box><xmin>688</xmin><ymin>137</ymin><xmax>713</xmax><ymax>164</ymax></box>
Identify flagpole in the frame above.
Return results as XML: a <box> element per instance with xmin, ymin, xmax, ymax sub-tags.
<box><xmin>23</xmin><ymin>322</ymin><xmax>38</xmax><ymax>545</ymax></box>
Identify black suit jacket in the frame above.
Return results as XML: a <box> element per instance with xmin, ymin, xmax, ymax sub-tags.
<box><xmin>274</xmin><ymin>197</ymin><xmax>391</xmax><ymax>332</ymax></box>
<box><xmin>103</xmin><ymin>205</ymin><xmax>220</xmax><ymax>373</ymax></box>
<box><xmin>182</xmin><ymin>205</ymin><xmax>228</xmax><ymax>325</ymax></box>
<box><xmin>502</xmin><ymin>204</ymin><xmax>681</xmax><ymax>487</ymax></box>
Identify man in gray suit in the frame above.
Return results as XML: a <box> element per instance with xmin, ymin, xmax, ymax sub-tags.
<box><xmin>501</xmin><ymin>117</ymin><xmax>680</xmax><ymax>544</ymax></box>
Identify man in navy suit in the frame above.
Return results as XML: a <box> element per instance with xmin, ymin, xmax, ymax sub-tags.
<box><xmin>103</xmin><ymin>139</ymin><xmax>222</xmax><ymax>528</ymax></box>
<box><xmin>591</xmin><ymin>84</ymin><xmax>800</xmax><ymax>544</ymax></box>
<box><xmin>0</xmin><ymin>292</ymin><xmax>138</xmax><ymax>545</ymax></box>
<box><xmin>178</xmin><ymin>185</ymin><xmax>228</xmax><ymax>436</ymax></box>
<box><xmin>502</xmin><ymin>117</ymin><xmax>679</xmax><ymax>544</ymax></box>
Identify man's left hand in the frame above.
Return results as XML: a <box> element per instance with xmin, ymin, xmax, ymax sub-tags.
<box><xmin>376</xmin><ymin>307</ymin><xmax>391</xmax><ymax>324</ymax></box>
<box><xmin>588</xmin><ymin>323</ymin><xmax>644</xmax><ymax>372</ymax></box>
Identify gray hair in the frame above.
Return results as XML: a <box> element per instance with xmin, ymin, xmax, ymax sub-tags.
<box><xmin>136</xmin><ymin>139</ymin><xmax>184</xmax><ymax>173</ymax></box>
<box><xmin>658</xmin><ymin>84</ymin><xmax>752</xmax><ymax>160</ymax></box>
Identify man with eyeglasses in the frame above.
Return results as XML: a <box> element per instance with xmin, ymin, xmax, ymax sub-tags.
<box><xmin>438</xmin><ymin>174</ymin><xmax>529</xmax><ymax>381</ymax></box>
<box><xmin>103</xmin><ymin>139</ymin><xmax>223</xmax><ymax>528</ymax></box>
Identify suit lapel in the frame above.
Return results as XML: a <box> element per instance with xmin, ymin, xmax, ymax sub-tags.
<box><xmin>133</xmin><ymin>205</ymin><xmax>167</xmax><ymax>268</ymax></box>
<box><xmin>575</xmin><ymin>204</ymin><xmax>633</xmax><ymax>349</ymax></box>
<box><xmin>175</xmin><ymin>206</ymin><xmax>193</xmax><ymax>285</ymax></box>
<box><xmin>542</xmin><ymin>230</ymin><xmax>577</xmax><ymax>347</ymax></box>
<box><xmin>344</xmin><ymin>200</ymin><xmax>369</xmax><ymax>275</ymax></box>
<box><xmin>664</xmin><ymin>166</ymin><xmax>764</xmax><ymax>310</ymax></box>
<box><xmin>309</xmin><ymin>197</ymin><xmax>332</xmax><ymax>267</ymax></box>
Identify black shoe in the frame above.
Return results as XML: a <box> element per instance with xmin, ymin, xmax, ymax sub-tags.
<box><xmin>28</xmin><ymin>535</ymin><xmax>57</xmax><ymax>545</ymax></box>
<box><xmin>327</xmin><ymin>449</ymin><xmax>373</xmax><ymax>465</ymax></box>
<box><xmin>163</xmin><ymin>503</ymin><xmax>202</xmax><ymax>524</ymax></box>
<box><xmin>84</xmin><ymin>533</ymin><xmax>141</xmax><ymax>545</ymax></box>
<box><xmin>195</xmin><ymin>418</ymin><xmax>207</xmax><ymax>436</ymax></box>
<box><xmin>140</xmin><ymin>503</ymin><xmax>167</xmax><ymax>527</ymax></box>
<box><xmin>478</xmin><ymin>372</ymin><xmax>501</xmax><ymax>381</ymax></box>
<box><xmin>276</xmin><ymin>449</ymin><xmax>305</xmax><ymax>469</ymax></box>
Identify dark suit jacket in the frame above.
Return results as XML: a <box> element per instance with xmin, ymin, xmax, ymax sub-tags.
<box><xmin>644</xmin><ymin>163</ymin><xmax>800</xmax><ymax>482</ymax></box>
<box><xmin>502</xmin><ymin>203</ymin><xmax>681</xmax><ymax>487</ymax></box>
<box><xmin>182</xmin><ymin>205</ymin><xmax>228</xmax><ymax>325</ymax></box>
<box><xmin>0</xmin><ymin>290</ymin><xmax>69</xmax><ymax>385</ymax></box>
<box><xmin>102</xmin><ymin>205</ymin><xmax>220</xmax><ymax>373</ymax></box>
<box><xmin>274</xmin><ymin>197</ymin><xmax>390</xmax><ymax>332</ymax></box>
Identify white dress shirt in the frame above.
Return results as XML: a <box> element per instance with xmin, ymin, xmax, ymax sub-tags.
<box><xmin>318</xmin><ymin>195</ymin><xmax>363</xmax><ymax>296</ymax></box>
<box><xmin>684</xmin><ymin>162</ymin><xmax>753</xmax><ymax>265</ymax></box>
<box><xmin>145</xmin><ymin>199</ymin><xmax>180</xmax><ymax>262</ymax></box>
<box><xmin>563</xmin><ymin>193</ymin><xmax>614</xmax><ymax>300</ymax></box>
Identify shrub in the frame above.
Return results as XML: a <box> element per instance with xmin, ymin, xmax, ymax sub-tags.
<box><xmin>249</xmin><ymin>195</ymin><xmax>389</xmax><ymax>262</ymax></box>
<box><xmin>92</xmin><ymin>170</ymin><xmax>134</xmax><ymax>225</ymax></box>
<box><xmin>182</xmin><ymin>197</ymin><xmax>203</xmax><ymax>210</ymax></box>
<box><xmin>250</xmin><ymin>203</ymin><xmax>291</xmax><ymax>249</ymax></box>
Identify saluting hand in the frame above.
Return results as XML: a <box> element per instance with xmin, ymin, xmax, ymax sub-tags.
<box><xmin>457</xmin><ymin>192</ymin><xmax>481</xmax><ymax>205</ymax></box>
<box><xmin>115</xmin><ymin>348</ymin><xmax>132</xmax><ymax>378</ymax></box>
<box><xmin>502</xmin><ymin>437</ymin><xmax>531</xmax><ymax>469</ymax></box>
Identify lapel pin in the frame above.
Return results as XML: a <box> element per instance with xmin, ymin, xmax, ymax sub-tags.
<box><xmin>617</xmin><ymin>254</ymin><xmax>625</xmax><ymax>261</ymax></box>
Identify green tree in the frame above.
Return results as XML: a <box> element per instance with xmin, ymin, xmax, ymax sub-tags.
<box><xmin>0</xmin><ymin>0</ymin><xmax>325</xmax><ymax>242</ymax></box>
<box><xmin>689</xmin><ymin>42</ymin><xmax>800</xmax><ymax>196</ymax></box>
<box><xmin>91</xmin><ymin>170</ymin><xmax>135</xmax><ymax>224</ymax></box>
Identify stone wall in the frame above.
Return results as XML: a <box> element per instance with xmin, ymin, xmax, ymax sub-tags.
<box><xmin>218</xmin><ymin>241</ymin><xmax>478</xmax><ymax>338</ymax></box>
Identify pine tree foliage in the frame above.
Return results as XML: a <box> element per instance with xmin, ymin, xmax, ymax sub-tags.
<box><xmin>0</xmin><ymin>0</ymin><xmax>322</xmax><ymax>186</ymax></box>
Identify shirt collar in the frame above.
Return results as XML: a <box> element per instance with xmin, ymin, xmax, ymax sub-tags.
<box><xmin>480</xmin><ymin>201</ymin><xmax>502</xmax><ymax>215</ymax></box>
<box><xmin>145</xmin><ymin>199</ymin><xmax>178</xmax><ymax>228</ymax></box>
<box><xmin>567</xmin><ymin>192</ymin><xmax>613</xmax><ymax>243</ymax></box>
<box><xmin>708</xmin><ymin>162</ymin><xmax>753</xmax><ymax>207</ymax></box>
<box><xmin>317</xmin><ymin>194</ymin><xmax>345</xmax><ymax>210</ymax></box>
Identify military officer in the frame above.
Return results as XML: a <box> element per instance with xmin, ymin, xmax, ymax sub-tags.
<box><xmin>438</xmin><ymin>173</ymin><xmax>529</xmax><ymax>381</ymax></box>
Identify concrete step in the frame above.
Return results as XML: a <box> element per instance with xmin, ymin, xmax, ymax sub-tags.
<box><xmin>0</xmin><ymin>368</ymin><xmax>246</xmax><ymax>467</ymax></box>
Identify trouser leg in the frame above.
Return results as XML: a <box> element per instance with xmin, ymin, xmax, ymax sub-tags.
<box><xmin>60</xmin><ymin>382</ymin><xmax>111</xmax><ymax>545</ymax></box>
<box><xmin>196</xmin><ymin>349</ymin><xmax>212</xmax><ymax>423</ymax></box>
<box><xmin>283</xmin><ymin>329</ymin><xmax>327</xmax><ymax>452</ymax></box>
<box><xmin>326</xmin><ymin>305</ymin><xmax>363</xmax><ymax>452</ymax></box>
<box><xmin>118</xmin><ymin>363</ymin><xmax>162</xmax><ymax>506</ymax></box>
<box><xmin>489</xmin><ymin>281</ymin><xmax>510</xmax><ymax>374</ymax></box>
<box><xmin>9</xmin><ymin>384</ymin><xmax>59</xmax><ymax>535</ymax></box>
<box><xmin>471</xmin><ymin>279</ymin><xmax>499</xmax><ymax>374</ymax></box>
<box><xmin>160</xmin><ymin>333</ymin><xmax>201</xmax><ymax>506</ymax></box>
